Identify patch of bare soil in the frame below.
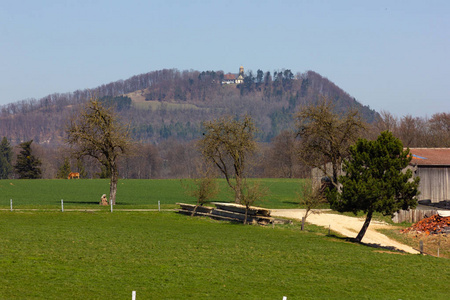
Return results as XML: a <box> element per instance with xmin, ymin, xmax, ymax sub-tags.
<box><xmin>271</xmin><ymin>209</ymin><xmax>420</xmax><ymax>254</ymax></box>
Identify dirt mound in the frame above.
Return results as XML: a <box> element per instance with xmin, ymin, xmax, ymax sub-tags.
<box><xmin>401</xmin><ymin>214</ymin><xmax>450</xmax><ymax>235</ymax></box>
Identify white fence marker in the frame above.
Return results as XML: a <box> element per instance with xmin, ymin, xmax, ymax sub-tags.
<box><xmin>158</xmin><ymin>200</ymin><xmax>160</xmax><ymax>212</ymax></box>
<box><xmin>110</xmin><ymin>198</ymin><xmax>113</xmax><ymax>213</ymax></box>
<box><xmin>283</xmin><ymin>297</ymin><xmax>287</xmax><ymax>300</ymax></box>
<box><xmin>10</xmin><ymin>199</ymin><xmax>13</xmax><ymax>211</ymax></box>
<box><xmin>132</xmin><ymin>290</ymin><xmax>136</xmax><ymax>300</ymax></box>
<box><xmin>61</xmin><ymin>199</ymin><xmax>64</xmax><ymax>212</ymax></box>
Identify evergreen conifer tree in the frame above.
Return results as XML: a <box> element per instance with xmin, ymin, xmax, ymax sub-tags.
<box><xmin>56</xmin><ymin>157</ymin><xmax>71</xmax><ymax>179</ymax></box>
<box><xmin>0</xmin><ymin>137</ymin><xmax>13</xmax><ymax>179</ymax></box>
<box><xmin>14</xmin><ymin>140</ymin><xmax>42</xmax><ymax>179</ymax></box>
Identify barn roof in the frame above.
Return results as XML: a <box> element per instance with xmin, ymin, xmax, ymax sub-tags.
<box><xmin>408</xmin><ymin>148</ymin><xmax>450</xmax><ymax>166</ymax></box>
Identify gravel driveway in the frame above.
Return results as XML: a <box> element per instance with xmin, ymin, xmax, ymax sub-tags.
<box><xmin>271</xmin><ymin>209</ymin><xmax>419</xmax><ymax>254</ymax></box>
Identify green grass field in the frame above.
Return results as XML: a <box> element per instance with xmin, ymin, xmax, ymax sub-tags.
<box><xmin>0</xmin><ymin>178</ymin><xmax>306</xmax><ymax>209</ymax></box>
<box><xmin>2</xmin><ymin>179</ymin><xmax>449</xmax><ymax>299</ymax></box>
<box><xmin>1</xmin><ymin>211</ymin><xmax>449</xmax><ymax>299</ymax></box>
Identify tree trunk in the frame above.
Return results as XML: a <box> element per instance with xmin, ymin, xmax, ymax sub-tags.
<box><xmin>234</xmin><ymin>176</ymin><xmax>242</xmax><ymax>204</ymax></box>
<box><xmin>355</xmin><ymin>210</ymin><xmax>373</xmax><ymax>242</ymax></box>
<box><xmin>110</xmin><ymin>165</ymin><xmax>118</xmax><ymax>205</ymax></box>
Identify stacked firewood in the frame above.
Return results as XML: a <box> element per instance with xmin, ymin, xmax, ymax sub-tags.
<box><xmin>401</xmin><ymin>214</ymin><xmax>450</xmax><ymax>235</ymax></box>
<box><xmin>177</xmin><ymin>202</ymin><xmax>291</xmax><ymax>225</ymax></box>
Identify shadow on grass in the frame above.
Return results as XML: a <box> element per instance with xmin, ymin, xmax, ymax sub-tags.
<box><xmin>327</xmin><ymin>234</ymin><xmax>411</xmax><ymax>254</ymax></box>
<box><xmin>61</xmin><ymin>201</ymin><xmax>134</xmax><ymax>205</ymax></box>
<box><xmin>282</xmin><ymin>201</ymin><xmax>301</xmax><ymax>205</ymax></box>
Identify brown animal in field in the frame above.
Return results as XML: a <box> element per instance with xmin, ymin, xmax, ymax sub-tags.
<box><xmin>68</xmin><ymin>172</ymin><xmax>80</xmax><ymax>179</ymax></box>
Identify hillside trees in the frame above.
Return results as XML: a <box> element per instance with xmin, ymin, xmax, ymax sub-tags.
<box><xmin>0</xmin><ymin>137</ymin><xmax>13</xmax><ymax>179</ymax></box>
<box><xmin>198</xmin><ymin>115</ymin><xmax>257</xmax><ymax>203</ymax></box>
<box><xmin>330</xmin><ymin>131</ymin><xmax>420</xmax><ymax>242</ymax></box>
<box><xmin>66</xmin><ymin>98</ymin><xmax>132</xmax><ymax>204</ymax></box>
<box><xmin>264</xmin><ymin>130</ymin><xmax>303</xmax><ymax>178</ymax></box>
<box><xmin>14</xmin><ymin>140</ymin><xmax>42</xmax><ymax>179</ymax></box>
<box><xmin>295</xmin><ymin>98</ymin><xmax>366</xmax><ymax>189</ymax></box>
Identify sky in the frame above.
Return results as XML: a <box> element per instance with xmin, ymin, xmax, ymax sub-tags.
<box><xmin>1</xmin><ymin>0</ymin><xmax>449</xmax><ymax>118</ymax></box>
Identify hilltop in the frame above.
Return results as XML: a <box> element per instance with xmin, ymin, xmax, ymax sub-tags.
<box><xmin>0</xmin><ymin>68</ymin><xmax>378</xmax><ymax>146</ymax></box>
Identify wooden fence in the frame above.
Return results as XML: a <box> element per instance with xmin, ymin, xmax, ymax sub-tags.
<box><xmin>392</xmin><ymin>209</ymin><xmax>437</xmax><ymax>223</ymax></box>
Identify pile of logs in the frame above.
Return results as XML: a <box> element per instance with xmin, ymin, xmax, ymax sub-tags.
<box><xmin>177</xmin><ymin>202</ymin><xmax>291</xmax><ymax>225</ymax></box>
<box><xmin>401</xmin><ymin>214</ymin><xmax>450</xmax><ymax>235</ymax></box>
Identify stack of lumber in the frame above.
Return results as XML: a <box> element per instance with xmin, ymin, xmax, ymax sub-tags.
<box><xmin>177</xmin><ymin>202</ymin><xmax>291</xmax><ymax>225</ymax></box>
<box><xmin>401</xmin><ymin>214</ymin><xmax>450</xmax><ymax>235</ymax></box>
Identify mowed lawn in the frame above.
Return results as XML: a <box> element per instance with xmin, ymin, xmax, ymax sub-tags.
<box><xmin>1</xmin><ymin>211</ymin><xmax>449</xmax><ymax>299</ymax></box>
<box><xmin>0</xmin><ymin>178</ymin><xmax>305</xmax><ymax>209</ymax></box>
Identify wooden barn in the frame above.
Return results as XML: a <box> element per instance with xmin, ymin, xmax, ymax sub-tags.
<box><xmin>408</xmin><ymin>148</ymin><xmax>450</xmax><ymax>204</ymax></box>
<box><xmin>311</xmin><ymin>148</ymin><xmax>450</xmax><ymax>204</ymax></box>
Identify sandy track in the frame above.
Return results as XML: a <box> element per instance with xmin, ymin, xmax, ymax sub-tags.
<box><xmin>271</xmin><ymin>209</ymin><xmax>419</xmax><ymax>254</ymax></box>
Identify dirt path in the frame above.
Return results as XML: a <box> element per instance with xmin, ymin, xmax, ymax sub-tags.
<box><xmin>271</xmin><ymin>209</ymin><xmax>419</xmax><ymax>254</ymax></box>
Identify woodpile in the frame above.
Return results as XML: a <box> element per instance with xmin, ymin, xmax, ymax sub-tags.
<box><xmin>401</xmin><ymin>214</ymin><xmax>450</xmax><ymax>235</ymax></box>
<box><xmin>177</xmin><ymin>202</ymin><xmax>291</xmax><ymax>225</ymax></box>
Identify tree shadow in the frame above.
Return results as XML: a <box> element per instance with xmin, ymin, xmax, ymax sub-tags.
<box><xmin>61</xmin><ymin>201</ymin><xmax>99</xmax><ymax>205</ymax></box>
<box><xmin>60</xmin><ymin>201</ymin><xmax>133</xmax><ymax>205</ymax></box>
<box><xmin>327</xmin><ymin>234</ymin><xmax>410</xmax><ymax>254</ymax></box>
<box><xmin>282</xmin><ymin>201</ymin><xmax>300</xmax><ymax>205</ymax></box>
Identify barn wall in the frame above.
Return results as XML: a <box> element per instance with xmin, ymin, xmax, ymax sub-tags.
<box><xmin>416</xmin><ymin>167</ymin><xmax>450</xmax><ymax>203</ymax></box>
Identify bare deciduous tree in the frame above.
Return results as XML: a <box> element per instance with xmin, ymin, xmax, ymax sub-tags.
<box><xmin>298</xmin><ymin>179</ymin><xmax>327</xmax><ymax>230</ymax></box>
<box><xmin>295</xmin><ymin>98</ymin><xmax>365</xmax><ymax>188</ymax></box>
<box><xmin>66</xmin><ymin>98</ymin><xmax>131</xmax><ymax>204</ymax></box>
<box><xmin>198</xmin><ymin>115</ymin><xmax>257</xmax><ymax>203</ymax></box>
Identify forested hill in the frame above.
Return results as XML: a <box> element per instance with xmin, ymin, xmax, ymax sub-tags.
<box><xmin>0</xmin><ymin>68</ymin><xmax>378</xmax><ymax>146</ymax></box>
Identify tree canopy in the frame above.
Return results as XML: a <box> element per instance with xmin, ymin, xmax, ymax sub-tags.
<box><xmin>295</xmin><ymin>98</ymin><xmax>365</xmax><ymax>188</ymax></box>
<box><xmin>330</xmin><ymin>131</ymin><xmax>420</xmax><ymax>242</ymax></box>
<box><xmin>198</xmin><ymin>115</ymin><xmax>257</xmax><ymax>203</ymax></box>
<box><xmin>0</xmin><ymin>137</ymin><xmax>13</xmax><ymax>179</ymax></box>
<box><xmin>14</xmin><ymin>140</ymin><xmax>42</xmax><ymax>179</ymax></box>
<box><xmin>66</xmin><ymin>98</ymin><xmax>132</xmax><ymax>204</ymax></box>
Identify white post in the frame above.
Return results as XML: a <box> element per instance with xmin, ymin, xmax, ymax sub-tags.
<box><xmin>110</xmin><ymin>198</ymin><xmax>113</xmax><ymax>213</ymax></box>
<box><xmin>158</xmin><ymin>200</ymin><xmax>160</xmax><ymax>212</ymax></box>
<box><xmin>132</xmin><ymin>291</ymin><xmax>136</xmax><ymax>300</ymax></box>
<box><xmin>283</xmin><ymin>297</ymin><xmax>287</xmax><ymax>300</ymax></box>
<box><xmin>10</xmin><ymin>199</ymin><xmax>12</xmax><ymax>212</ymax></box>
<box><xmin>61</xmin><ymin>199</ymin><xmax>64</xmax><ymax>212</ymax></box>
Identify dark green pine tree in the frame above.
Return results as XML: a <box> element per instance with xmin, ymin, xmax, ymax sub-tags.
<box><xmin>0</xmin><ymin>137</ymin><xmax>13</xmax><ymax>179</ymax></box>
<box><xmin>329</xmin><ymin>131</ymin><xmax>420</xmax><ymax>242</ymax></box>
<box><xmin>56</xmin><ymin>157</ymin><xmax>71</xmax><ymax>179</ymax></box>
<box><xmin>14</xmin><ymin>140</ymin><xmax>42</xmax><ymax>179</ymax></box>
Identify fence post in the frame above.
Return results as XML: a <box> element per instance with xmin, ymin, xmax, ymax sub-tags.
<box><xmin>61</xmin><ymin>199</ymin><xmax>64</xmax><ymax>212</ymax></box>
<box><xmin>110</xmin><ymin>198</ymin><xmax>113</xmax><ymax>213</ymax></box>
<box><xmin>10</xmin><ymin>199</ymin><xmax>13</xmax><ymax>212</ymax></box>
<box><xmin>132</xmin><ymin>291</ymin><xmax>136</xmax><ymax>300</ymax></box>
<box><xmin>158</xmin><ymin>200</ymin><xmax>160</xmax><ymax>212</ymax></box>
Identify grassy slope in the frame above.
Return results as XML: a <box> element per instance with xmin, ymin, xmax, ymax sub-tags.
<box><xmin>0</xmin><ymin>178</ymin><xmax>305</xmax><ymax>209</ymax></box>
<box><xmin>1</xmin><ymin>211</ymin><xmax>449</xmax><ymax>299</ymax></box>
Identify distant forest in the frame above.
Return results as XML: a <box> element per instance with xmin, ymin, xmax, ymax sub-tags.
<box><xmin>0</xmin><ymin>68</ymin><xmax>377</xmax><ymax>145</ymax></box>
<box><xmin>0</xmin><ymin>68</ymin><xmax>448</xmax><ymax>180</ymax></box>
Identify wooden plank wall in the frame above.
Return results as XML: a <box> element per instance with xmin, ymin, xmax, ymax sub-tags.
<box><xmin>416</xmin><ymin>167</ymin><xmax>450</xmax><ymax>203</ymax></box>
<box><xmin>392</xmin><ymin>209</ymin><xmax>437</xmax><ymax>223</ymax></box>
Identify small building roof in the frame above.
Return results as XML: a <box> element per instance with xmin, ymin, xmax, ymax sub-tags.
<box><xmin>409</xmin><ymin>148</ymin><xmax>450</xmax><ymax>166</ymax></box>
<box><xmin>223</xmin><ymin>73</ymin><xmax>236</xmax><ymax>80</ymax></box>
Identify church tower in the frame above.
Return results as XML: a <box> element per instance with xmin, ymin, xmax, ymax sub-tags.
<box><xmin>236</xmin><ymin>66</ymin><xmax>244</xmax><ymax>84</ymax></box>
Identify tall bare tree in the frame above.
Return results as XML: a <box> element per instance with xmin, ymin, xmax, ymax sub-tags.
<box><xmin>198</xmin><ymin>115</ymin><xmax>257</xmax><ymax>203</ymax></box>
<box><xmin>66</xmin><ymin>98</ymin><xmax>131</xmax><ymax>204</ymax></box>
<box><xmin>295</xmin><ymin>98</ymin><xmax>365</xmax><ymax>188</ymax></box>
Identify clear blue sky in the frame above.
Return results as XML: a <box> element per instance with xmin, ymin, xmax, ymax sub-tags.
<box><xmin>1</xmin><ymin>0</ymin><xmax>449</xmax><ymax>117</ymax></box>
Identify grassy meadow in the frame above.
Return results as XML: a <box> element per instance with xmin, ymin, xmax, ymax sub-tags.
<box><xmin>1</xmin><ymin>211</ymin><xmax>449</xmax><ymax>299</ymax></box>
<box><xmin>1</xmin><ymin>178</ymin><xmax>449</xmax><ymax>299</ymax></box>
<box><xmin>0</xmin><ymin>178</ymin><xmax>305</xmax><ymax>209</ymax></box>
